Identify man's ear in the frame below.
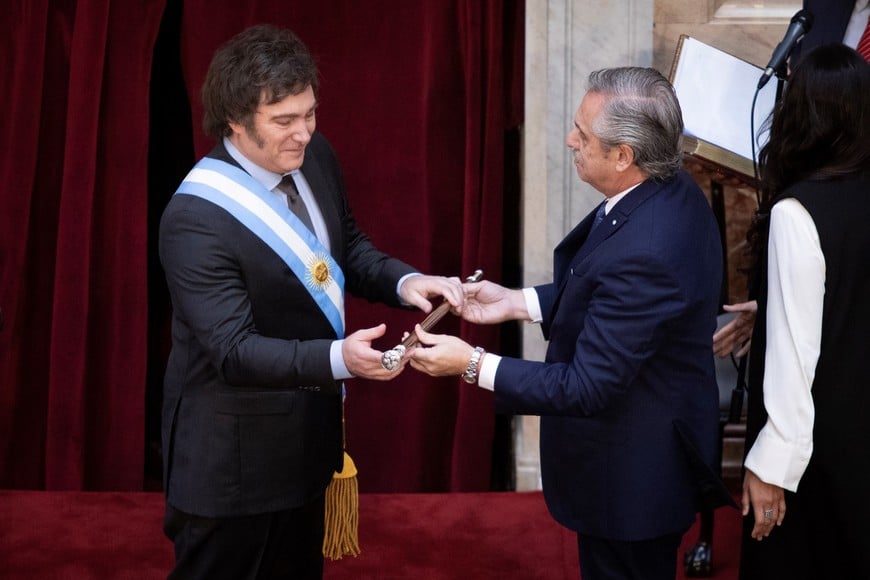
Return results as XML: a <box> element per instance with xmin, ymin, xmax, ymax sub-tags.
<box><xmin>614</xmin><ymin>143</ymin><xmax>635</xmax><ymax>172</ymax></box>
<box><xmin>227</xmin><ymin>119</ymin><xmax>243</xmax><ymax>136</ymax></box>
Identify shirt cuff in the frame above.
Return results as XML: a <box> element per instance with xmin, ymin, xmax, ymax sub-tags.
<box><xmin>330</xmin><ymin>340</ymin><xmax>354</xmax><ymax>380</ymax></box>
<box><xmin>477</xmin><ymin>353</ymin><xmax>501</xmax><ymax>391</ymax></box>
<box><xmin>396</xmin><ymin>272</ymin><xmax>422</xmax><ymax>304</ymax></box>
<box><xmin>522</xmin><ymin>287</ymin><xmax>543</xmax><ymax>323</ymax></box>
<box><xmin>744</xmin><ymin>426</ymin><xmax>813</xmax><ymax>492</ymax></box>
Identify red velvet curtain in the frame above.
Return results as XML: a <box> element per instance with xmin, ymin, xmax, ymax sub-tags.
<box><xmin>1</xmin><ymin>0</ymin><xmax>523</xmax><ymax>492</ymax></box>
<box><xmin>1</xmin><ymin>0</ymin><xmax>165</xmax><ymax>490</ymax></box>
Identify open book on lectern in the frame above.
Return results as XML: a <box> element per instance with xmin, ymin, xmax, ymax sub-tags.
<box><xmin>669</xmin><ymin>35</ymin><xmax>777</xmax><ymax>182</ymax></box>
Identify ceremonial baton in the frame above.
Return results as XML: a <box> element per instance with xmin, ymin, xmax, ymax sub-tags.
<box><xmin>380</xmin><ymin>269</ymin><xmax>483</xmax><ymax>370</ymax></box>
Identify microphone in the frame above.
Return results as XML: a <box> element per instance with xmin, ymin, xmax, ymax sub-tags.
<box><xmin>758</xmin><ymin>9</ymin><xmax>814</xmax><ymax>89</ymax></box>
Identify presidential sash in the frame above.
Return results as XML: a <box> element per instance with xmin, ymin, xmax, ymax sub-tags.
<box><xmin>175</xmin><ymin>157</ymin><xmax>345</xmax><ymax>338</ymax></box>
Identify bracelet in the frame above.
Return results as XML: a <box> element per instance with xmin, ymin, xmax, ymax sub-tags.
<box><xmin>462</xmin><ymin>346</ymin><xmax>486</xmax><ymax>384</ymax></box>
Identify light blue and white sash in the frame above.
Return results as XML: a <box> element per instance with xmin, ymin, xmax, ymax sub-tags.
<box><xmin>175</xmin><ymin>157</ymin><xmax>345</xmax><ymax>338</ymax></box>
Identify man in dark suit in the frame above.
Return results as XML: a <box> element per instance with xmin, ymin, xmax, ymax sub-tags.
<box><xmin>409</xmin><ymin>67</ymin><xmax>726</xmax><ymax>580</ymax></box>
<box><xmin>158</xmin><ymin>24</ymin><xmax>463</xmax><ymax>579</ymax></box>
<box><xmin>792</xmin><ymin>0</ymin><xmax>869</xmax><ymax>63</ymax></box>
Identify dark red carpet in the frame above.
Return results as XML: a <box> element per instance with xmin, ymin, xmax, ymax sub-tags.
<box><xmin>0</xmin><ymin>490</ymin><xmax>741</xmax><ymax>579</ymax></box>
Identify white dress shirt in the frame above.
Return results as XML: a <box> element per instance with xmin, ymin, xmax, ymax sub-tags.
<box><xmin>744</xmin><ymin>198</ymin><xmax>825</xmax><ymax>492</ymax></box>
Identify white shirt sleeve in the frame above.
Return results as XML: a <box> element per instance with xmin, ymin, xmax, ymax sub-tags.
<box><xmin>744</xmin><ymin>198</ymin><xmax>825</xmax><ymax>492</ymax></box>
<box><xmin>475</xmin><ymin>287</ymin><xmax>542</xmax><ymax>391</ymax></box>
<box><xmin>522</xmin><ymin>287</ymin><xmax>543</xmax><ymax>323</ymax></box>
<box><xmin>330</xmin><ymin>340</ymin><xmax>354</xmax><ymax>380</ymax></box>
<box><xmin>477</xmin><ymin>353</ymin><xmax>501</xmax><ymax>391</ymax></box>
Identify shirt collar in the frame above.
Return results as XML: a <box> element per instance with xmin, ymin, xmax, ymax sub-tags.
<box><xmin>603</xmin><ymin>182</ymin><xmax>641</xmax><ymax>215</ymax></box>
<box><xmin>223</xmin><ymin>137</ymin><xmax>287</xmax><ymax>191</ymax></box>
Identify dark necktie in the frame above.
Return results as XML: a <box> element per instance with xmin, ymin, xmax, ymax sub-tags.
<box><xmin>590</xmin><ymin>202</ymin><xmax>607</xmax><ymax>233</ymax></box>
<box><xmin>278</xmin><ymin>173</ymin><xmax>315</xmax><ymax>233</ymax></box>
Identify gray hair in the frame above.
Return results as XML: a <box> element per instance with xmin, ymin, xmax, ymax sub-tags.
<box><xmin>586</xmin><ymin>67</ymin><xmax>684</xmax><ymax>180</ymax></box>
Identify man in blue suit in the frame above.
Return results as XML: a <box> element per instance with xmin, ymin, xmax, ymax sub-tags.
<box><xmin>409</xmin><ymin>67</ymin><xmax>728</xmax><ymax>579</ymax></box>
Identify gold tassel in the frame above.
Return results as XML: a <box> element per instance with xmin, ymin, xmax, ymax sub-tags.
<box><xmin>322</xmin><ymin>450</ymin><xmax>360</xmax><ymax>560</ymax></box>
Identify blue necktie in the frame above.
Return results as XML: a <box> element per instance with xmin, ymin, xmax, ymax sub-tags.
<box><xmin>590</xmin><ymin>202</ymin><xmax>606</xmax><ymax>233</ymax></box>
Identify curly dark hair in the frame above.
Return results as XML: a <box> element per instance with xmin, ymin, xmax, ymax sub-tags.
<box><xmin>746</xmin><ymin>43</ymin><xmax>870</xmax><ymax>271</ymax></box>
<box><xmin>201</xmin><ymin>24</ymin><xmax>320</xmax><ymax>139</ymax></box>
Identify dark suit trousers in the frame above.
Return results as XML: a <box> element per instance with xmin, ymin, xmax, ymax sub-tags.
<box><xmin>577</xmin><ymin>530</ymin><xmax>683</xmax><ymax>580</ymax></box>
<box><xmin>164</xmin><ymin>494</ymin><xmax>325</xmax><ymax>580</ymax></box>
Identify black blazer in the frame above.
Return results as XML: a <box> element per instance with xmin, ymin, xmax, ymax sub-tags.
<box><xmin>159</xmin><ymin>132</ymin><xmax>416</xmax><ymax>517</ymax></box>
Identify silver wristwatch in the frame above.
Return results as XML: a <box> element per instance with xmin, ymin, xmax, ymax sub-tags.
<box><xmin>462</xmin><ymin>346</ymin><xmax>486</xmax><ymax>384</ymax></box>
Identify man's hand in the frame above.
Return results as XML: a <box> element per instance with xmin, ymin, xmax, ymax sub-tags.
<box><xmin>685</xmin><ymin>158</ymin><xmax>754</xmax><ymax>189</ymax></box>
<box><xmin>461</xmin><ymin>281</ymin><xmax>528</xmax><ymax>325</ymax></box>
<box><xmin>342</xmin><ymin>324</ymin><xmax>405</xmax><ymax>380</ymax></box>
<box><xmin>407</xmin><ymin>325</ymin><xmax>475</xmax><ymax>377</ymax></box>
<box><xmin>713</xmin><ymin>300</ymin><xmax>758</xmax><ymax>358</ymax></box>
<box><xmin>742</xmin><ymin>468</ymin><xmax>786</xmax><ymax>541</ymax></box>
<box><xmin>399</xmin><ymin>275</ymin><xmax>464</xmax><ymax>314</ymax></box>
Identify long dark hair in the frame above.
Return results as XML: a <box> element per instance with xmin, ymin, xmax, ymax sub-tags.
<box><xmin>747</xmin><ymin>44</ymin><xmax>870</xmax><ymax>268</ymax></box>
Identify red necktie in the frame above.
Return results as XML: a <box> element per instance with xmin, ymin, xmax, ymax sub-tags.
<box><xmin>857</xmin><ymin>14</ymin><xmax>870</xmax><ymax>62</ymax></box>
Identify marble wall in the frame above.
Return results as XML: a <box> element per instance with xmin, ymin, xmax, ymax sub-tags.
<box><xmin>514</xmin><ymin>0</ymin><xmax>797</xmax><ymax>491</ymax></box>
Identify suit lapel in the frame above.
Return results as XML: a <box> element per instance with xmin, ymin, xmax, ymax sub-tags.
<box><xmin>299</xmin><ymin>147</ymin><xmax>343</xmax><ymax>259</ymax></box>
<box><xmin>573</xmin><ymin>179</ymin><xmax>660</xmax><ymax>263</ymax></box>
<box><xmin>553</xmin><ymin>213</ymin><xmax>596</xmax><ymax>287</ymax></box>
<box><xmin>549</xmin><ymin>178</ymin><xmax>665</xmax><ymax>313</ymax></box>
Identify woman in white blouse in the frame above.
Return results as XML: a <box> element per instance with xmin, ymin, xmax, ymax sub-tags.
<box><xmin>738</xmin><ymin>43</ymin><xmax>870</xmax><ymax>580</ymax></box>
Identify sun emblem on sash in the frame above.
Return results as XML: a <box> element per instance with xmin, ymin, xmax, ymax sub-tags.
<box><xmin>306</xmin><ymin>253</ymin><xmax>332</xmax><ymax>290</ymax></box>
